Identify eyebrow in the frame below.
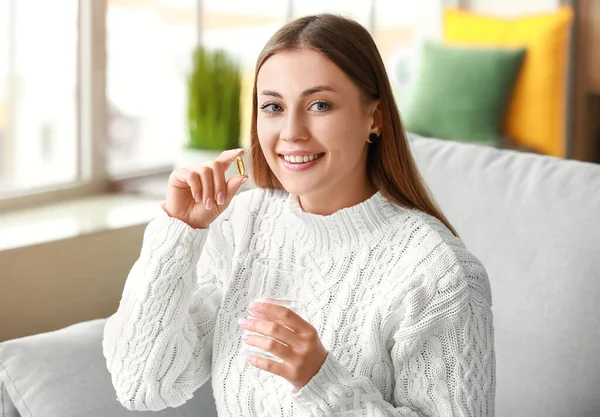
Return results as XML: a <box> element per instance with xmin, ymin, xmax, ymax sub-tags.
<box><xmin>260</xmin><ymin>85</ymin><xmax>337</xmax><ymax>98</ymax></box>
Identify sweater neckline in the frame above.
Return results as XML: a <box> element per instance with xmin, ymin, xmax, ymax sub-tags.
<box><xmin>285</xmin><ymin>190</ymin><xmax>396</xmax><ymax>251</ymax></box>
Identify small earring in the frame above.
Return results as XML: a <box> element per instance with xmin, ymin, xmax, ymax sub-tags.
<box><xmin>368</xmin><ymin>133</ymin><xmax>379</xmax><ymax>144</ymax></box>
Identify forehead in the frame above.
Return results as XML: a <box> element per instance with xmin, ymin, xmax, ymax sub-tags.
<box><xmin>256</xmin><ymin>48</ymin><xmax>352</xmax><ymax>94</ymax></box>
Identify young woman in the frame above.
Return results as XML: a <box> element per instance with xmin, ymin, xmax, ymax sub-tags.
<box><xmin>103</xmin><ymin>14</ymin><xmax>495</xmax><ymax>417</ymax></box>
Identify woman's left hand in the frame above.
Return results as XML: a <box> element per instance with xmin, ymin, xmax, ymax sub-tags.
<box><xmin>238</xmin><ymin>300</ymin><xmax>328</xmax><ymax>391</ymax></box>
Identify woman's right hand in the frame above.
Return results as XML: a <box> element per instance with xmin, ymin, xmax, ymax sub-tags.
<box><xmin>163</xmin><ymin>148</ymin><xmax>249</xmax><ymax>229</ymax></box>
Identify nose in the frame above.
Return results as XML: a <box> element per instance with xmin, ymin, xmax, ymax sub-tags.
<box><xmin>280</xmin><ymin>109</ymin><xmax>309</xmax><ymax>142</ymax></box>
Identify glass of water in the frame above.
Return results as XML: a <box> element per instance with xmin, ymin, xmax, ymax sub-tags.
<box><xmin>240</xmin><ymin>258</ymin><xmax>306</xmax><ymax>363</ymax></box>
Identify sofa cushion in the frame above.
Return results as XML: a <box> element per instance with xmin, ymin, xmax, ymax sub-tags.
<box><xmin>409</xmin><ymin>134</ymin><xmax>600</xmax><ymax>417</ymax></box>
<box><xmin>0</xmin><ymin>319</ymin><xmax>217</xmax><ymax>417</ymax></box>
<box><xmin>443</xmin><ymin>6</ymin><xmax>574</xmax><ymax>157</ymax></box>
<box><xmin>403</xmin><ymin>41</ymin><xmax>525</xmax><ymax>145</ymax></box>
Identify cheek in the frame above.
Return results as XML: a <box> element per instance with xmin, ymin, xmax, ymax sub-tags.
<box><xmin>257</xmin><ymin>120</ymin><xmax>274</xmax><ymax>150</ymax></box>
<box><xmin>316</xmin><ymin>113</ymin><xmax>368</xmax><ymax>156</ymax></box>
<box><xmin>257</xmin><ymin>118</ymin><xmax>279</xmax><ymax>145</ymax></box>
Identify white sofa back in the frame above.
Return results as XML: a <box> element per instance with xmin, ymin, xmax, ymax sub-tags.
<box><xmin>410</xmin><ymin>136</ymin><xmax>600</xmax><ymax>417</ymax></box>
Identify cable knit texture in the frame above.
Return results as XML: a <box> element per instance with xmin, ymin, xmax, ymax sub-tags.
<box><xmin>102</xmin><ymin>188</ymin><xmax>495</xmax><ymax>416</ymax></box>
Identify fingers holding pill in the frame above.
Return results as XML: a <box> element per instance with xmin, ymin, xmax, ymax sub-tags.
<box><xmin>164</xmin><ymin>148</ymin><xmax>248</xmax><ymax>229</ymax></box>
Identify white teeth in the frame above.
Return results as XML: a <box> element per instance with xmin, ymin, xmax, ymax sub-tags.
<box><xmin>282</xmin><ymin>154</ymin><xmax>321</xmax><ymax>164</ymax></box>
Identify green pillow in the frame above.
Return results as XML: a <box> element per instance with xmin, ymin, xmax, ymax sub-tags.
<box><xmin>403</xmin><ymin>41</ymin><xmax>526</xmax><ymax>145</ymax></box>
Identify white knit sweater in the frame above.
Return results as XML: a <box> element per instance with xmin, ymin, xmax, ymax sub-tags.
<box><xmin>102</xmin><ymin>188</ymin><xmax>495</xmax><ymax>417</ymax></box>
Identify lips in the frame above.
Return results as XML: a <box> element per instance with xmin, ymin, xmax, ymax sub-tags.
<box><xmin>280</xmin><ymin>153</ymin><xmax>324</xmax><ymax>164</ymax></box>
<box><xmin>277</xmin><ymin>153</ymin><xmax>325</xmax><ymax>171</ymax></box>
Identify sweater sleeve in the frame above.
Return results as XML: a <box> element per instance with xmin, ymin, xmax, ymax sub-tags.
<box><xmin>290</xmin><ymin>252</ymin><xmax>495</xmax><ymax>417</ymax></box>
<box><xmin>102</xmin><ymin>204</ymin><xmax>235</xmax><ymax>411</ymax></box>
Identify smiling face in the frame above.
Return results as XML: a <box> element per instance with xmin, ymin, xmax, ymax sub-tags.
<box><xmin>256</xmin><ymin>48</ymin><xmax>381</xmax><ymax>212</ymax></box>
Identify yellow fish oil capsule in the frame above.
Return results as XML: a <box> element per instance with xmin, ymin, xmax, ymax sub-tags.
<box><xmin>236</xmin><ymin>156</ymin><xmax>246</xmax><ymax>176</ymax></box>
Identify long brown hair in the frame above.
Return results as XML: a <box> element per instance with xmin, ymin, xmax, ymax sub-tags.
<box><xmin>250</xmin><ymin>14</ymin><xmax>458</xmax><ymax>237</ymax></box>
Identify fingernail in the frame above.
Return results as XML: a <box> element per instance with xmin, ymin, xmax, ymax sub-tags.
<box><xmin>242</xmin><ymin>332</ymin><xmax>250</xmax><ymax>341</ymax></box>
<box><xmin>194</xmin><ymin>194</ymin><xmax>200</xmax><ymax>203</ymax></box>
<box><xmin>238</xmin><ymin>318</ymin><xmax>249</xmax><ymax>326</ymax></box>
<box><xmin>236</xmin><ymin>148</ymin><xmax>244</xmax><ymax>153</ymax></box>
<box><xmin>248</xmin><ymin>301</ymin><xmax>261</xmax><ymax>310</ymax></box>
<box><xmin>216</xmin><ymin>192</ymin><xmax>225</xmax><ymax>205</ymax></box>
<box><xmin>205</xmin><ymin>198</ymin><xmax>213</xmax><ymax>210</ymax></box>
<box><xmin>241</xmin><ymin>177</ymin><xmax>249</xmax><ymax>185</ymax></box>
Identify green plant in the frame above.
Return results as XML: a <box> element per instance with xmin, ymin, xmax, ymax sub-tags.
<box><xmin>186</xmin><ymin>46</ymin><xmax>242</xmax><ymax>151</ymax></box>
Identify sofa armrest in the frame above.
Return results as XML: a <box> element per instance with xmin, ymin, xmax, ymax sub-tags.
<box><xmin>0</xmin><ymin>319</ymin><xmax>217</xmax><ymax>417</ymax></box>
<box><xmin>1</xmin><ymin>379</ymin><xmax>19</xmax><ymax>417</ymax></box>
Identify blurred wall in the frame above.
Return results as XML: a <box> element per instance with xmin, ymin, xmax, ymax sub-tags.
<box><xmin>469</xmin><ymin>0</ymin><xmax>561</xmax><ymax>15</ymax></box>
<box><xmin>0</xmin><ymin>224</ymin><xmax>146</xmax><ymax>342</ymax></box>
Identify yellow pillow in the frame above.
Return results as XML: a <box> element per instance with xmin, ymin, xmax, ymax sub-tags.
<box><xmin>443</xmin><ymin>6</ymin><xmax>573</xmax><ymax>157</ymax></box>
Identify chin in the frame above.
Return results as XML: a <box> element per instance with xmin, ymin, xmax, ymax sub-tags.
<box><xmin>277</xmin><ymin>177</ymin><xmax>322</xmax><ymax>197</ymax></box>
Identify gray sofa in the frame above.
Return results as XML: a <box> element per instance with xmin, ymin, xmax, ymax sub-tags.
<box><xmin>1</xmin><ymin>136</ymin><xmax>599</xmax><ymax>417</ymax></box>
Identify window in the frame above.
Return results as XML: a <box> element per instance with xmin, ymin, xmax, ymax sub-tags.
<box><xmin>105</xmin><ymin>0</ymin><xmax>198</xmax><ymax>176</ymax></box>
<box><xmin>0</xmin><ymin>0</ymin><xmax>450</xmax><ymax>208</ymax></box>
<box><xmin>200</xmin><ymin>0</ymin><xmax>288</xmax><ymax>148</ymax></box>
<box><xmin>0</xmin><ymin>0</ymin><xmax>79</xmax><ymax>193</ymax></box>
<box><xmin>291</xmin><ymin>0</ymin><xmax>372</xmax><ymax>28</ymax></box>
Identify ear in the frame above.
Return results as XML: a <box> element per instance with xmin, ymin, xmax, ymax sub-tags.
<box><xmin>368</xmin><ymin>100</ymin><xmax>383</xmax><ymax>136</ymax></box>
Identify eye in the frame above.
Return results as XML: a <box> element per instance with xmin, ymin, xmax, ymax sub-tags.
<box><xmin>309</xmin><ymin>101</ymin><xmax>331</xmax><ymax>112</ymax></box>
<box><xmin>260</xmin><ymin>103</ymin><xmax>282</xmax><ymax>113</ymax></box>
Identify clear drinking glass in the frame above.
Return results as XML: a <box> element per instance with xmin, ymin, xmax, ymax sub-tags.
<box><xmin>240</xmin><ymin>258</ymin><xmax>306</xmax><ymax>363</ymax></box>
